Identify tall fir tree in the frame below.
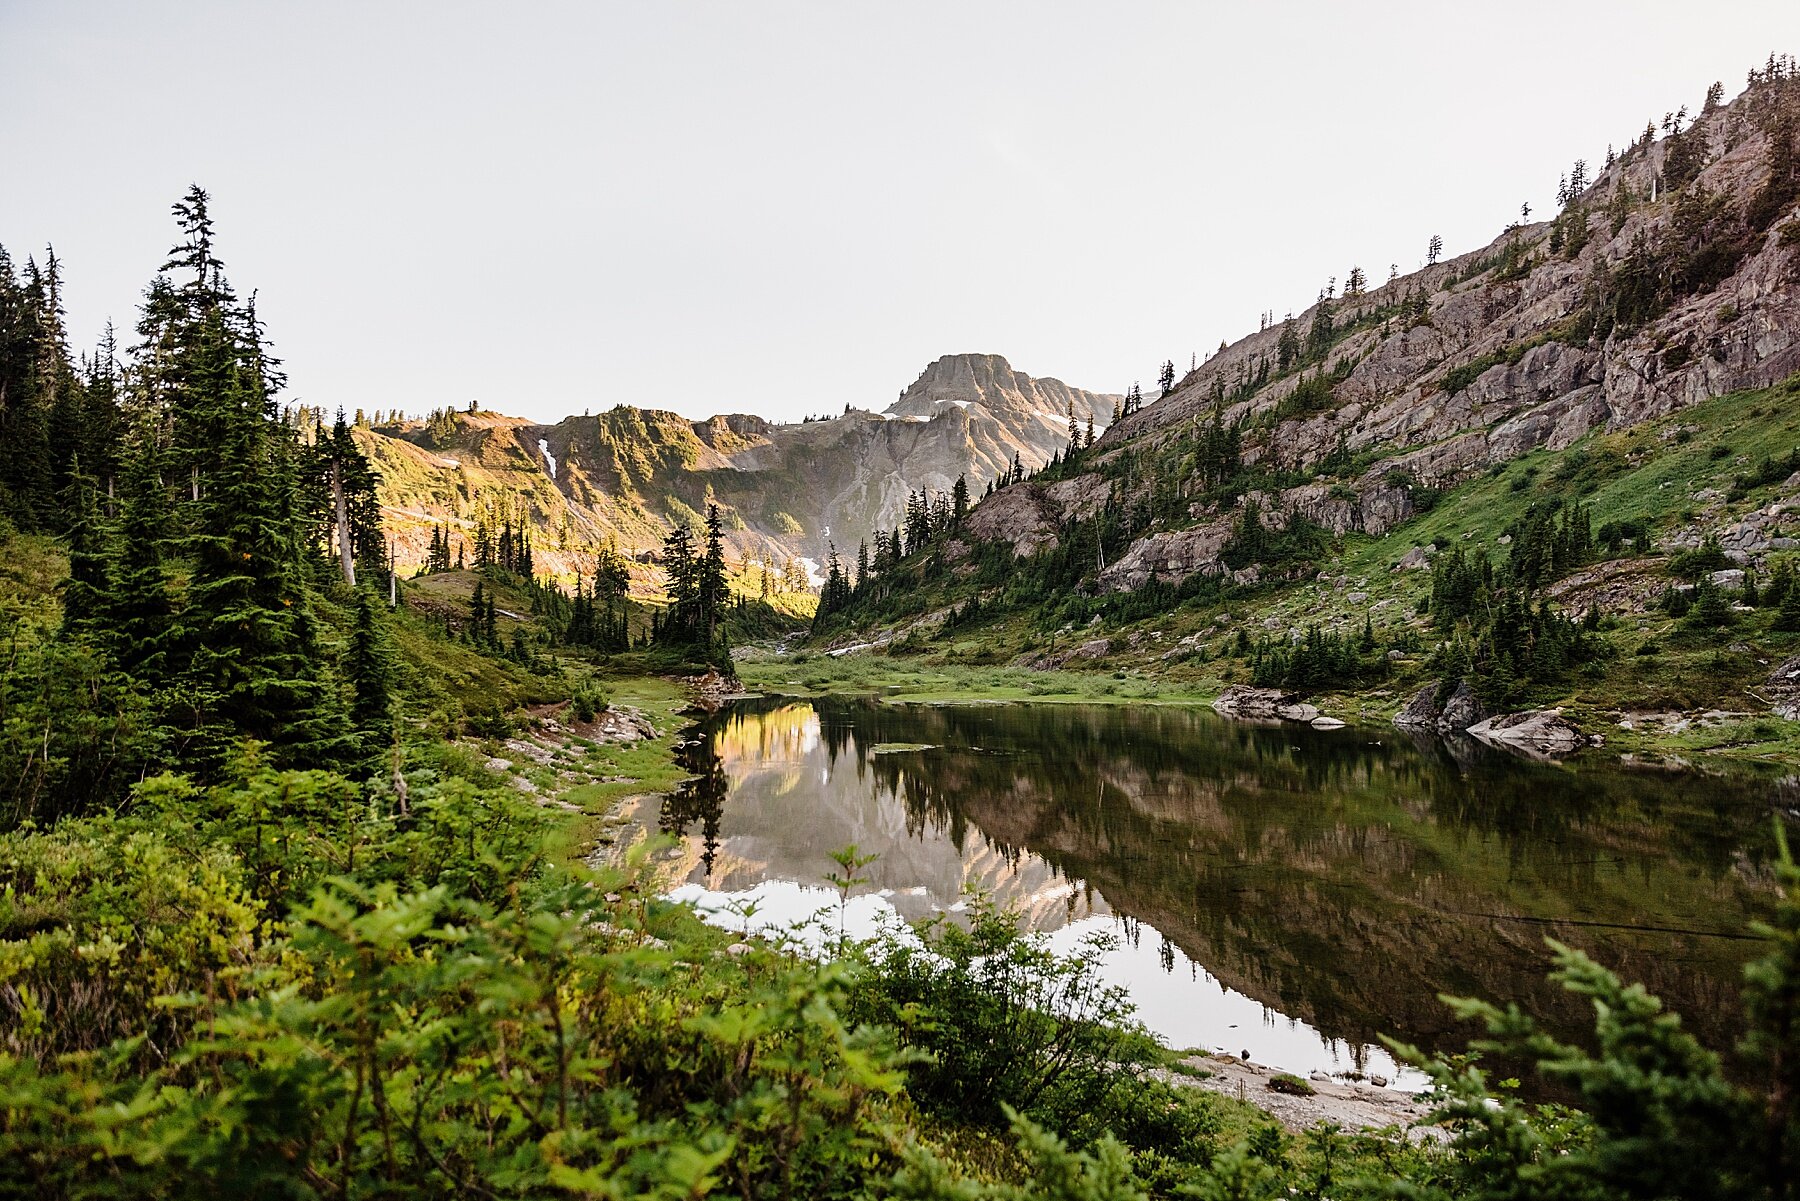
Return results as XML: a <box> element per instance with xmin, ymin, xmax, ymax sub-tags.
<box><xmin>347</xmin><ymin>586</ymin><xmax>397</xmax><ymax>765</ymax></box>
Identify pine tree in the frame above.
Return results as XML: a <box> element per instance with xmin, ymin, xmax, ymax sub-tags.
<box><xmin>951</xmin><ymin>474</ymin><xmax>970</xmax><ymax>525</ymax></box>
<box><xmin>105</xmin><ymin>432</ymin><xmax>177</xmax><ymax>685</ymax></box>
<box><xmin>1427</xmin><ymin>234</ymin><xmax>1443</xmax><ymax>265</ymax></box>
<box><xmin>659</xmin><ymin>524</ymin><xmax>699</xmax><ymax>643</ymax></box>
<box><xmin>1777</xmin><ymin>582</ymin><xmax>1800</xmax><ymax>633</ymax></box>
<box><xmin>347</xmin><ymin>586</ymin><xmax>397</xmax><ymax>764</ymax></box>
<box><xmin>58</xmin><ymin>462</ymin><xmax>111</xmax><ymax>637</ymax></box>
<box><xmin>699</xmin><ymin>504</ymin><xmax>727</xmax><ymax>646</ymax></box>
<box><xmin>1276</xmin><ymin>320</ymin><xmax>1300</xmax><ymax>372</ymax></box>
<box><xmin>0</xmin><ymin>245</ymin><xmax>58</xmax><ymax>527</ymax></box>
<box><xmin>134</xmin><ymin>190</ymin><xmax>347</xmax><ymax>770</ymax></box>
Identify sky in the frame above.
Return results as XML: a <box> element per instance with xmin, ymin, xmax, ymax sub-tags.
<box><xmin>2</xmin><ymin>2</ymin><xmax>1794</xmax><ymax>424</ymax></box>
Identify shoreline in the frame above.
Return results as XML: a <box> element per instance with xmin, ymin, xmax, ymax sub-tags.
<box><xmin>733</xmin><ymin>656</ymin><xmax>1800</xmax><ymax>770</ymax></box>
<box><xmin>1171</xmin><ymin>1054</ymin><xmax>1445</xmax><ymax>1141</ymax></box>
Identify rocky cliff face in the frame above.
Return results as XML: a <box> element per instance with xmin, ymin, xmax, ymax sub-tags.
<box><xmin>359</xmin><ymin>354</ymin><xmax>1119</xmax><ymax>581</ymax></box>
<box><xmin>953</xmin><ymin>74</ymin><xmax>1800</xmax><ymax>593</ymax></box>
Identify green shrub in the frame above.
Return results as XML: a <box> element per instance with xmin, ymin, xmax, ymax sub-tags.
<box><xmin>570</xmin><ymin>679</ymin><xmax>610</xmax><ymax>723</ymax></box>
<box><xmin>1267</xmin><ymin>1073</ymin><xmax>1316</xmax><ymax>1096</ymax></box>
<box><xmin>844</xmin><ymin>895</ymin><xmax>1202</xmax><ymax>1153</ymax></box>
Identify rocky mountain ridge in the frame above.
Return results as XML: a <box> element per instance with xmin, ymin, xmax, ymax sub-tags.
<box><xmin>356</xmin><ymin>353</ymin><xmax>1117</xmax><ymax>586</ymax></box>
<box><xmin>957</xmin><ymin>70</ymin><xmax>1800</xmax><ymax>594</ymax></box>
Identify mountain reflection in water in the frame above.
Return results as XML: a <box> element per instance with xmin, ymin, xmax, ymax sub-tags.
<box><xmin>658</xmin><ymin>697</ymin><xmax>1791</xmax><ymax>1084</ymax></box>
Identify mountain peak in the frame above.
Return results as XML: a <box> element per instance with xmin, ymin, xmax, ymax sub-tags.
<box><xmin>886</xmin><ymin>354</ymin><xmax>1117</xmax><ymax>424</ymax></box>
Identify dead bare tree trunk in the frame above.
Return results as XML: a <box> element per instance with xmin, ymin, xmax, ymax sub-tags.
<box><xmin>332</xmin><ymin>458</ymin><xmax>355</xmax><ymax>587</ymax></box>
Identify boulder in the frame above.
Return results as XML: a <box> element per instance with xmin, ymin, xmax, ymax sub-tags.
<box><xmin>1393</xmin><ymin>685</ymin><xmax>1442</xmax><ymax>728</ymax></box>
<box><xmin>1212</xmin><ymin>686</ymin><xmax>1289</xmax><ymax>719</ymax></box>
<box><xmin>1436</xmin><ymin>681</ymin><xmax>1489</xmax><ymax>732</ymax></box>
<box><xmin>1395</xmin><ymin>546</ymin><xmax>1434</xmax><ymax>571</ymax></box>
<box><xmin>1466</xmin><ymin>710</ymin><xmax>1589</xmax><ymax>759</ymax></box>
<box><xmin>1311</xmin><ymin>716</ymin><xmax>1347</xmax><ymax>730</ymax></box>
<box><xmin>1214</xmin><ymin>686</ymin><xmax>1334</xmax><ymax>726</ymax></box>
<box><xmin>1768</xmin><ymin>656</ymin><xmax>1800</xmax><ymax>721</ymax></box>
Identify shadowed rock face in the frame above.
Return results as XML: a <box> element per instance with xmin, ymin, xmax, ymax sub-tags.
<box><xmin>357</xmin><ymin>353</ymin><xmax>1118</xmax><ymax>578</ymax></box>
<box><xmin>951</xmin><ymin>78</ymin><xmax>1800</xmax><ymax>589</ymax></box>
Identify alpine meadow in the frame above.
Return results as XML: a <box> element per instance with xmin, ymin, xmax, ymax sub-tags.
<box><xmin>9</xmin><ymin>10</ymin><xmax>1800</xmax><ymax>1200</ymax></box>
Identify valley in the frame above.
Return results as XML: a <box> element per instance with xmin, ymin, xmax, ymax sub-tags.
<box><xmin>5</xmin><ymin>31</ymin><xmax>1800</xmax><ymax>1201</ymax></box>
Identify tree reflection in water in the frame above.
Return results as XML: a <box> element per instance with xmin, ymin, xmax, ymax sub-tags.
<box><xmin>659</xmin><ymin>695</ymin><xmax>1794</xmax><ymax>1073</ymax></box>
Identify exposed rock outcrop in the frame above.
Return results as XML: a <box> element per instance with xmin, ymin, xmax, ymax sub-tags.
<box><xmin>952</xmin><ymin>79</ymin><xmax>1800</xmax><ymax>591</ymax></box>
<box><xmin>1437</xmin><ymin>682</ymin><xmax>1490</xmax><ymax>733</ymax></box>
<box><xmin>1213</xmin><ymin>686</ymin><xmax>1330</xmax><ymax>725</ymax></box>
<box><xmin>1466</xmin><ymin>710</ymin><xmax>1592</xmax><ymax>759</ymax></box>
<box><xmin>1392</xmin><ymin>681</ymin><xmax>1491</xmax><ymax>734</ymax></box>
<box><xmin>1769</xmin><ymin>656</ymin><xmax>1800</xmax><ymax>721</ymax></box>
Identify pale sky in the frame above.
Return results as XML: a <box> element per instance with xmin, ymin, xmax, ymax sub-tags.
<box><xmin>2</xmin><ymin>2</ymin><xmax>1793</xmax><ymax>424</ymax></box>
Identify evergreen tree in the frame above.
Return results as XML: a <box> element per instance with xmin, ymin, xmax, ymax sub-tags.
<box><xmin>1427</xmin><ymin>234</ymin><xmax>1444</xmax><ymax>265</ymax></box>
<box><xmin>347</xmin><ymin>586</ymin><xmax>397</xmax><ymax>765</ymax></box>
<box><xmin>0</xmin><ymin>245</ymin><xmax>58</xmax><ymax>527</ymax></box>
<box><xmin>1276</xmin><ymin>320</ymin><xmax>1300</xmax><ymax>372</ymax></box>
<box><xmin>658</xmin><ymin>524</ymin><xmax>700</xmax><ymax>644</ymax></box>
<box><xmin>58</xmin><ymin>463</ymin><xmax>111</xmax><ymax>637</ymax></box>
<box><xmin>121</xmin><ymin>190</ymin><xmax>349</xmax><ymax>770</ymax></box>
<box><xmin>105</xmin><ymin>432</ymin><xmax>178</xmax><ymax>685</ymax></box>
<box><xmin>951</xmin><ymin>474</ymin><xmax>970</xmax><ymax>525</ymax></box>
<box><xmin>1777</xmin><ymin>582</ymin><xmax>1800</xmax><ymax>633</ymax></box>
<box><xmin>699</xmin><ymin>504</ymin><xmax>727</xmax><ymax>645</ymax></box>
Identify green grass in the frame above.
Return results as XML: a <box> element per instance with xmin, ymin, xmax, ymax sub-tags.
<box><xmin>792</xmin><ymin>377</ymin><xmax>1800</xmax><ymax>763</ymax></box>
<box><xmin>736</xmin><ymin>655</ymin><xmax>1218</xmax><ymax>705</ymax></box>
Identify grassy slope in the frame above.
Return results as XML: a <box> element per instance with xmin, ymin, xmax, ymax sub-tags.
<box><xmin>800</xmin><ymin>376</ymin><xmax>1800</xmax><ymax>762</ymax></box>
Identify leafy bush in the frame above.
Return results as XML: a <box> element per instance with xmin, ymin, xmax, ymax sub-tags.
<box><xmin>844</xmin><ymin>895</ymin><xmax>1221</xmax><ymax>1171</ymax></box>
<box><xmin>570</xmin><ymin>679</ymin><xmax>610</xmax><ymax>722</ymax></box>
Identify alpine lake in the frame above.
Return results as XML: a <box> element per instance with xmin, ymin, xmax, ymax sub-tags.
<box><xmin>653</xmin><ymin>696</ymin><xmax>1796</xmax><ymax>1089</ymax></box>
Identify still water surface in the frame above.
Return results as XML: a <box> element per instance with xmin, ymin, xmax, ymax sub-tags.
<box><xmin>657</xmin><ymin>698</ymin><xmax>1791</xmax><ymax>1086</ymax></box>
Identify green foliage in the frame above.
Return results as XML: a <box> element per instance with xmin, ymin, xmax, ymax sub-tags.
<box><xmin>1250</xmin><ymin>625</ymin><xmax>1386</xmax><ymax>691</ymax></box>
<box><xmin>1265</xmin><ymin>1074</ymin><xmax>1315</xmax><ymax>1096</ymax></box>
<box><xmin>570</xmin><ymin>678</ymin><xmax>610</xmax><ymax>723</ymax></box>
<box><xmin>1670</xmin><ymin>535</ymin><xmax>1731</xmax><ymax>578</ymax></box>
<box><xmin>1219</xmin><ymin>503</ymin><xmax>1331</xmax><ymax>574</ymax></box>
<box><xmin>1388</xmin><ymin>823</ymin><xmax>1800</xmax><ymax>1201</ymax></box>
<box><xmin>844</xmin><ymin>894</ymin><xmax>1222</xmax><ymax>1177</ymax></box>
<box><xmin>890</xmin><ymin>1110</ymin><xmax>1146</xmax><ymax>1201</ymax></box>
<box><xmin>1427</xmin><ymin>517</ymin><xmax>1605</xmax><ymax>708</ymax></box>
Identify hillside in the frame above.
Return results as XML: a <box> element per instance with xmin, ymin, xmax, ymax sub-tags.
<box><xmin>356</xmin><ymin>353</ymin><xmax>1117</xmax><ymax>590</ymax></box>
<box><xmin>809</xmin><ymin>66</ymin><xmax>1800</xmax><ymax>753</ymax></box>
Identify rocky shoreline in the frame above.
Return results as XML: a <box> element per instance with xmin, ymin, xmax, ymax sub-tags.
<box><xmin>1172</xmin><ymin>1053</ymin><xmax>1446</xmax><ymax>1142</ymax></box>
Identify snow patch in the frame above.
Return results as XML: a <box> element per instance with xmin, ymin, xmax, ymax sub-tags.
<box><xmin>538</xmin><ymin>438</ymin><xmax>557</xmax><ymax>480</ymax></box>
<box><xmin>438</xmin><ymin>457</ymin><xmax>460</xmax><ymax>469</ymax></box>
<box><xmin>798</xmin><ymin>556</ymin><xmax>825</xmax><ymax>588</ymax></box>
